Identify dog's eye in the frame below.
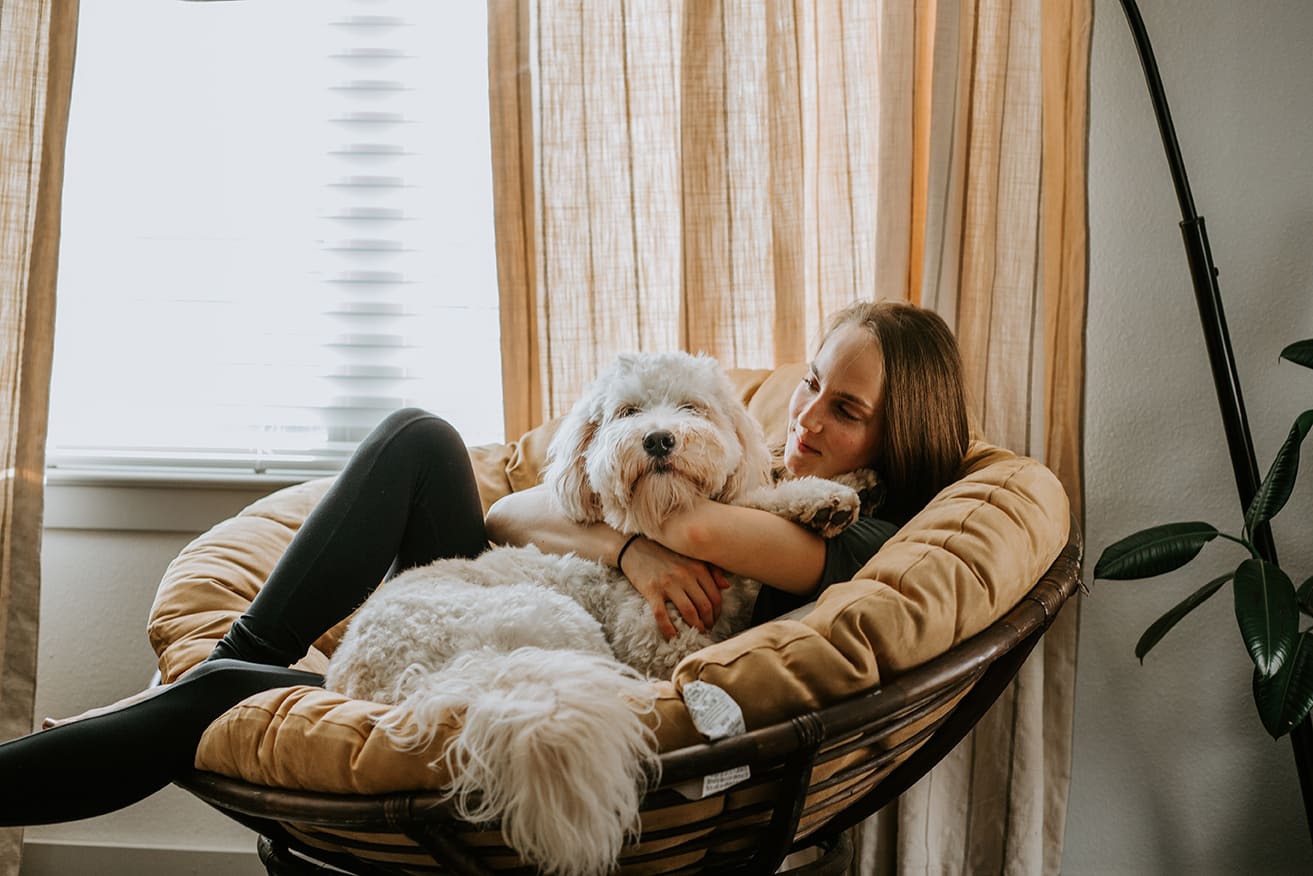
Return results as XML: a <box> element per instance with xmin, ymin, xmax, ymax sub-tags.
<box><xmin>678</xmin><ymin>402</ymin><xmax>705</xmax><ymax>415</ymax></box>
<box><xmin>616</xmin><ymin>405</ymin><xmax>641</xmax><ymax>418</ymax></box>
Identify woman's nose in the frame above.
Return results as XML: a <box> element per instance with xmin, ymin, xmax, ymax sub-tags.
<box><xmin>797</xmin><ymin>398</ymin><xmax>823</xmax><ymax>432</ymax></box>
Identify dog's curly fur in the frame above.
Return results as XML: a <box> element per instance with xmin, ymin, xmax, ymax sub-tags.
<box><xmin>324</xmin><ymin>351</ymin><xmax>866</xmax><ymax>876</ymax></box>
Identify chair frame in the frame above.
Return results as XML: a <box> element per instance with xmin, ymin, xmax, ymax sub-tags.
<box><xmin>178</xmin><ymin>522</ymin><xmax>1082</xmax><ymax>875</ymax></box>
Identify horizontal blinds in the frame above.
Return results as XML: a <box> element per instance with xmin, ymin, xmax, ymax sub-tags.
<box><xmin>46</xmin><ymin>0</ymin><xmax>502</xmax><ymax>478</ymax></box>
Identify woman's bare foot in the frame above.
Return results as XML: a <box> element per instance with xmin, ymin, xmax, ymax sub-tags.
<box><xmin>41</xmin><ymin>683</ymin><xmax>173</xmax><ymax>730</ymax></box>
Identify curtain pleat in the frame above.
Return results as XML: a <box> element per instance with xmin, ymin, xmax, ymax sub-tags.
<box><xmin>489</xmin><ymin>0</ymin><xmax>541</xmax><ymax>441</ymax></box>
<box><xmin>0</xmin><ymin>2</ymin><xmax>78</xmax><ymax>873</ymax></box>
<box><xmin>485</xmin><ymin>1</ymin><xmax>1090</xmax><ymax>871</ymax></box>
<box><xmin>765</xmin><ymin>0</ymin><xmax>807</xmax><ymax>362</ymax></box>
<box><xmin>1037</xmin><ymin>2</ymin><xmax>1091</xmax><ymax>869</ymax></box>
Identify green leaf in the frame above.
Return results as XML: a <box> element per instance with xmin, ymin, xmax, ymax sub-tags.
<box><xmin>1233</xmin><ymin>558</ymin><xmax>1299</xmax><ymax>678</ymax></box>
<box><xmin>1094</xmin><ymin>522</ymin><xmax>1219</xmax><ymax>581</ymax></box>
<box><xmin>1135</xmin><ymin>573</ymin><xmax>1233</xmax><ymax>662</ymax></box>
<box><xmin>1299</xmin><ymin>577</ymin><xmax>1313</xmax><ymax>617</ymax></box>
<box><xmin>1253</xmin><ymin>630</ymin><xmax>1313</xmax><ymax>739</ymax></box>
<box><xmin>1280</xmin><ymin>340</ymin><xmax>1313</xmax><ymax>370</ymax></box>
<box><xmin>1245</xmin><ymin>409</ymin><xmax>1313</xmax><ymax>533</ymax></box>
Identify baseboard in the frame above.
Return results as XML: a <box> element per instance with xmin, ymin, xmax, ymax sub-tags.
<box><xmin>19</xmin><ymin>840</ymin><xmax>266</xmax><ymax>876</ymax></box>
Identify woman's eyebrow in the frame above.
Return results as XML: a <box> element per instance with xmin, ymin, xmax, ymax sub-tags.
<box><xmin>833</xmin><ymin>391</ymin><xmax>874</xmax><ymax>412</ymax></box>
<box><xmin>812</xmin><ymin>365</ymin><xmax>874</xmax><ymax>411</ymax></box>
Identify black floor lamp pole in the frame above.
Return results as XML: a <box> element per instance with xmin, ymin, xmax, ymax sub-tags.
<box><xmin>1118</xmin><ymin>0</ymin><xmax>1313</xmax><ymax>844</ymax></box>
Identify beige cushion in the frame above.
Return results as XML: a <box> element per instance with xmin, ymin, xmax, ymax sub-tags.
<box><xmin>145</xmin><ymin>366</ymin><xmax>1069</xmax><ymax>791</ymax></box>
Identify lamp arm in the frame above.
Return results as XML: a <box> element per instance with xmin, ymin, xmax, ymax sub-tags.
<box><xmin>1117</xmin><ymin>0</ymin><xmax>1275</xmax><ymax>563</ymax></box>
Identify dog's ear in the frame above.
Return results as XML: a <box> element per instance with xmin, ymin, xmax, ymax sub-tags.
<box><xmin>716</xmin><ymin>401</ymin><xmax>773</xmax><ymax>502</ymax></box>
<box><xmin>544</xmin><ymin>400</ymin><xmax>604</xmax><ymax>523</ymax></box>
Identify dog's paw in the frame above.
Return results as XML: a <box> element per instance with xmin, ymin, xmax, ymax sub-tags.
<box><xmin>737</xmin><ymin>478</ymin><xmax>861</xmax><ymax>537</ymax></box>
<box><xmin>828</xmin><ymin>467</ymin><xmax>884</xmax><ymax>518</ymax></box>
<box><xmin>792</xmin><ymin>487</ymin><xmax>861</xmax><ymax>537</ymax></box>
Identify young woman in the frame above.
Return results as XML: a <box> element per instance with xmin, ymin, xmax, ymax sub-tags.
<box><xmin>0</xmin><ymin>299</ymin><xmax>968</xmax><ymax>826</ymax></box>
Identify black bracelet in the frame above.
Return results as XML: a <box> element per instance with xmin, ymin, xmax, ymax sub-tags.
<box><xmin>615</xmin><ymin>534</ymin><xmax>641</xmax><ymax>572</ymax></box>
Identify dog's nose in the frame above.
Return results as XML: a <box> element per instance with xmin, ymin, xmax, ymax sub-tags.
<box><xmin>642</xmin><ymin>429</ymin><xmax>677</xmax><ymax>458</ymax></box>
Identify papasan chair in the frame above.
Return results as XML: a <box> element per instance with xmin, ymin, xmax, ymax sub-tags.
<box><xmin>147</xmin><ymin>363</ymin><xmax>1081</xmax><ymax>875</ymax></box>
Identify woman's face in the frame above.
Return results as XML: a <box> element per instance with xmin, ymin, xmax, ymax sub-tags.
<box><xmin>784</xmin><ymin>323</ymin><xmax>886</xmax><ymax>480</ymax></box>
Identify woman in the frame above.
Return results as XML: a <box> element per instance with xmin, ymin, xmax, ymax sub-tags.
<box><xmin>0</xmin><ymin>299</ymin><xmax>968</xmax><ymax>826</ymax></box>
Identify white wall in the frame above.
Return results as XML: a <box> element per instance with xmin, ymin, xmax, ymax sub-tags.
<box><xmin>20</xmin><ymin>0</ymin><xmax>1313</xmax><ymax>873</ymax></box>
<box><xmin>1067</xmin><ymin>1</ymin><xmax>1313</xmax><ymax>874</ymax></box>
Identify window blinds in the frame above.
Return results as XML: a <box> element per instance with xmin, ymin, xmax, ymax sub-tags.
<box><xmin>46</xmin><ymin>0</ymin><xmax>502</xmax><ymax>478</ymax></box>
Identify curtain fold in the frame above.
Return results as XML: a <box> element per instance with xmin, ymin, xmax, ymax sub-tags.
<box><xmin>0</xmin><ymin>1</ymin><xmax>78</xmax><ymax>873</ymax></box>
<box><xmin>486</xmin><ymin>1</ymin><xmax>1089</xmax><ymax>871</ymax></box>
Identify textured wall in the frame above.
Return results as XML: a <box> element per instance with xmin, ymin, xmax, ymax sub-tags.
<box><xmin>1067</xmin><ymin>1</ymin><xmax>1313</xmax><ymax>873</ymax></box>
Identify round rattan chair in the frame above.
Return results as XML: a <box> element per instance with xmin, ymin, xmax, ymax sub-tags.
<box><xmin>176</xmin><ymin>521</ymin><xmax>1081</xmax><ymax>876</ymax></box>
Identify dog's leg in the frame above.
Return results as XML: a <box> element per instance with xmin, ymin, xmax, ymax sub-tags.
<box><xmin>735</xmin><ymin>470</ymin><xmax>877</xmax><ymax>538</ymax></box>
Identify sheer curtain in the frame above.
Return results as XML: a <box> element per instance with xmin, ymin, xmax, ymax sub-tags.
<box><xmin>0</xmin><ymin>1</ymin><xmax>78</xmax><ymax>873</ymax></box>
<box><xmin>487</xmin><ymin>0</ymin><xmax>1089</xmax><ymax>871</ymax></box>
<box><xmin>489</xmin><ymin>0</ymin><xmax>929</xmax><ymax>434</ymax></box>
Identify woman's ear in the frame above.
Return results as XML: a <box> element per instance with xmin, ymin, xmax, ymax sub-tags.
<box><xmin>544</xmin><ymin>401</ymin><xmax>604</xmax><ymax>523</ymax></box>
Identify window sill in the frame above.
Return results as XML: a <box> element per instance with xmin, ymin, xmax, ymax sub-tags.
<box><xmin>44</xmin><ymin>467</ymin><xmax>325</xmax><ymax>533</ymax></box>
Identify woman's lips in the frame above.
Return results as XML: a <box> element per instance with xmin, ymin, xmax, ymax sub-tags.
<box><xmin>794</xmin><ymin>432</ymin><xmax>819</xmax><ymax>455</ymax></box>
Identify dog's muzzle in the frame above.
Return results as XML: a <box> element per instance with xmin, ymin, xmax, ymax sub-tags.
<box><xmin>642</xmin><ymin>429</ymin><xmax>677</xmax><ymax>459</ymax></box>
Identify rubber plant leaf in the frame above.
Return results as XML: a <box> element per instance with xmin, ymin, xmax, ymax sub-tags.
<box><xmin>1280</xmin><ymin>339</ymin><xmax>1313</xmax><ymax>370</ymax></box>
<box><xmin>1245</xmin><ymin>409</ymin><xmax>1313</xmax><ymax>533</ymax></box>
<box><xmin>1135</xmin><ymin>573</ymin><xmax>1233</xmax><ymax>663</ymax></box>
<box><xmin>1300</xmin><ymin>576</ymin><xmax>1313</xmax><ymax>617</ymax></box>
<box><xmin>1094</xmin><ymin>522</ymin><xmax>1219</xmax><ymax>581</ymax></box>
<box><xmin>1254</xmin><ymin>630</ymin><xmax>1313</xmax><ymax>739</ymax></box>
<box><xmin>1233</xmin><ymin>558</ymin><xmax>1299</xmax><ymax>678</ymax></box>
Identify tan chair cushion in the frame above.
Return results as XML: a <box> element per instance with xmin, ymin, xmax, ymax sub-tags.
<box><xmin>146</xmin><ymin>366</ymin><xmax>1069</xmax><ymax>791</ymax></box>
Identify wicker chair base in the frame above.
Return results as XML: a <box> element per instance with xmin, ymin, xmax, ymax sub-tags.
<box><xmin>254</xmin><ymin>830</ymin><xmax>854</xmax><ymax>876</ymax></box>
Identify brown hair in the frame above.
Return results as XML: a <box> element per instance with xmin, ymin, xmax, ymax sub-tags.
<box><xmin>823</xmin><ymin>300</ymin><xmax>969</xmax><ymax>524</ymax></box>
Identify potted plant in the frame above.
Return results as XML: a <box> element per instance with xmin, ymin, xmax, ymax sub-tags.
<box><xmin>1094</xmin><ymin>340</ymin><xmax>1313</xmax><ymax>738</ymax></box>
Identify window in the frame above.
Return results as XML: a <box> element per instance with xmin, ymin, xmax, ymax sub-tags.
<box><xmin>47</xmin><ymin>0</ymin><xmax>502</xmax><ymax>481</ymax></box>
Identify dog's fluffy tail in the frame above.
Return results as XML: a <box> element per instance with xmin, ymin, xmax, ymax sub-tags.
<box><xmin>375</xmin><ymin>646</ymin><xmax>660</xmax><ymax>876</ymax></box>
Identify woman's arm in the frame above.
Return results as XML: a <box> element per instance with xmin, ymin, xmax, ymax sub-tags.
<box><xmin>646</xmin><ymin>497</ymin><xmax>829</xmax><ymax>596</ymax></box>
<box><xmin>485</xmin><ymin>485</ymin><xmax>625</xmax><ymax>565</ymax></box>
<box><xmin>485</xmin><ymin>486</ymin><xmax>728</xmax><ymax>637</ymax></box>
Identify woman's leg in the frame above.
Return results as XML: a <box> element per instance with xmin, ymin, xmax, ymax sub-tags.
<box><xmin>0</xmin><ymin>660</ymin><xmax>322</xmax><ymax>826</ymax></box>
<box><xmin>210</xmin><ymin>408</ymin><xmax>487</xmax><ymax>666</ymax></box>
<box><xmin>0</xmin><ymin>409</ymin><xmax>485</xmax><ymax>825</ymax></box>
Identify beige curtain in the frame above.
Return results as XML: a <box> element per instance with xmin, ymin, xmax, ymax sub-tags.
<box><xmin>0</xmin><ymin>2</ymin><xmax>77</xmax><ymax>873</ymax></box>
<box><xmin>487</xmin><ymin>0</ymin><xmax>1089</xmax><ymax>872</ymax></box>
<box><xmin>490</xmin><ymin>0</ymin><xmax>930</xmax><ymax>433</ymax></box>
<box><xmin>882</xmin><ymin>1</ymin><xmax>1090</xmax><ymax>874</ymax></box>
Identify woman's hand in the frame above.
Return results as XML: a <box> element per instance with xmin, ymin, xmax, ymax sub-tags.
<box><xmin>618</xmin><ymin>537</ymin><xmax>731</xmax><ymax>640</ymax></box>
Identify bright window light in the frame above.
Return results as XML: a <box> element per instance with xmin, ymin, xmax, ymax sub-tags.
<box><xmin>47</xmin><ymin>0</ymin><xmax>503</xmax><ymax>477</ymax></box>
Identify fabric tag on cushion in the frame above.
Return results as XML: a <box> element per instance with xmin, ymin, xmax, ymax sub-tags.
<box><xmin>675</xmin><ymin>681</ymin><xmax>750</xmax><ymax>799</ymax></box>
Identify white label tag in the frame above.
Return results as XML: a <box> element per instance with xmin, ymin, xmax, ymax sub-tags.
<box><xmin>681</xmin><ymin>680</ymin><xmax>746</xmax><ymax>740</ymax></box>
<box><xmin>698</xmin><ymin>765</ymin><xmax>751</xmax><ymax>796</ymax></box>
<box><xmin>674</xmin><ymin>681</ymin><xmax>750</xmax><ymax>799</ymax></box>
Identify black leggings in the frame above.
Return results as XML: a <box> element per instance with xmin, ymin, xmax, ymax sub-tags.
<box><xmin>0</xmin><ymin>408</ymin><xmax>486</xmax><ymax>826</ymax></box>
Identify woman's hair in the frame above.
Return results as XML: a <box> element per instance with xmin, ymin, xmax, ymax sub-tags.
<box><xmin>823</xmin><ymin>299</ymin><xmax>970</xmax><ymax>524</ymax></box>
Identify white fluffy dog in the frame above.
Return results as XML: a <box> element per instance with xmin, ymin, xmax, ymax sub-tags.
<box><xmin>324</xmin><ymin>352</ymin><xmax>867</xmax><ymax>876</ymax></box>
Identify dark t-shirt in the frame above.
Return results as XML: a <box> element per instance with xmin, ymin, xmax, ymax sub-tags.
<box><xmin>749</xmin><ymin>515</ymin><xmax>900</xmax><ymax>624</ymax></box>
